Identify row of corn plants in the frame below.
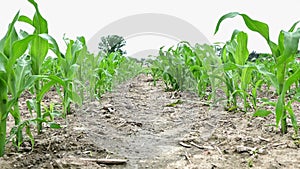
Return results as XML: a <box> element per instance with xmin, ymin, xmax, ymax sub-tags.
<box><xmin>0</xmin><ymin>0</ymin><xmax>131</xmax><ymax>156</ymax></box>
<box><xmin>215</xmin><ymin>12</ymin><xmax>300</xmax><ymax>135</ymax></box>
<box><xmin>151</xmin><ymin>13</ymin><xmax>300</xmax><ymax>136</ymax></box>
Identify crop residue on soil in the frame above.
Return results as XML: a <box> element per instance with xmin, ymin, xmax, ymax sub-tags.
<box><xmin>0</xmin><ymin>74</ymin><xmax>300</xmax><ymax>169</ymax></box>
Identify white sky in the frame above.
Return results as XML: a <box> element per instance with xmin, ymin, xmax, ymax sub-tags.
<box><xmin>1</xmin><ymin>0</ymin><xmax>300</xmax><ymax>55</ymax></box>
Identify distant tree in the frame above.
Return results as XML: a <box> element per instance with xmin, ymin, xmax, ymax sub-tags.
<box><xmin>98</xmin><ymin>35</ymin><xmax>126</xmax><ymax>55</ymax></box>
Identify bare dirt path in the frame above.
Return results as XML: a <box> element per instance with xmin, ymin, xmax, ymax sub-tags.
<box><xmin>1</xmin><ymin>74</ymin><xmax>300</xmax><ymax>169</ymax></box>
<box><xmin>79</xmin><ymin>74</ymin><xmax>214</xmax><ymax>168</ymax></box>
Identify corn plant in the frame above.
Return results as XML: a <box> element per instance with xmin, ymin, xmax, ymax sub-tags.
<box><xmin>57</xmin><ymin>36</ymin><xmax>85</xmax><ymax>117</ymax></box>
<box><xmin>0</xmin><ymin>10</ymin><xmax>37</xmax><ymax>156</ymax></box>
<box><xmin>80</xmin><ymin>52</ymin><xmax>100</xmax><ymax>101</ymax></box>
<box><xmin>112</xmin><ymin>57</ymin><xmax>146</xmax><ymax>88</ymax></box>
<box><xmin>95</xmin><ymin>52</ymin><xmax>125</xmax><ymax>98</ymax></box>
<box><xmin>18</xmin><ymin>0</ymin><xmax>64</xmax><ymax>134</ymax></box>
<box><xmin>151</xmin><ymin>42</ymin><xmax>202</xmax><ymax>93</ymax></box>
<box><xmin>151</xmin><ymin>42</ymin><xmax>225</xmax><ymax>100</ymax></box>
<box><xmin>215</xmin><ymin>12</ymin><xmax>300</xmax><ymax>135</ymax></box>
<box><xmin>8</xmin><ymin>56</ymin><xmax>37</xmax><ymax>148</ymax></box>
<box><xmin>192</xmin><ymin>43</ymin><xmax>223</xmax><ymax>101</ymax></box>
<box><xmin>218</xmin><ymin>30</ymin><xmax>256</xmax><ymax>111</ymax></box>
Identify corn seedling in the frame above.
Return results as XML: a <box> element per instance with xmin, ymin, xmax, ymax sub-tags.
<box><xmin>218</xmin><ymin>30</ymin><xmax>254</xmax><ymax>111</ymax></box>
<box><xmin>57</xmin><ymin>36</ymin><xmax>85</xmax><ymax>117</ymax></box>
<box><xmin>151</xmin><ymin>42</ymin><xmax>203</xmax><ymax>93</ymax></box>
<box><xmin>0</xmin><ymin>10</ymin><xmax>36</xmax><ymax>156</ymax></box>
<box><xmin>13</xmin><ymin>0</ymin><xmax>65</xmax><ymax>135</ymax></box>
<box><xmin>95</xmin><ymin>52</ymin><xmax>125</xmax><ymax>98</ymax></box>
<box><xmin>193</xmin><ymin>43</ymin><xmax>224</xmax><ymax>102</ymax></box>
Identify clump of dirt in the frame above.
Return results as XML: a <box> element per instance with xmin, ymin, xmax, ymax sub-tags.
<box><xmin>0</xmin><ymin>73</ymin><xmax>300</xmax><ymax>169</ymax></box>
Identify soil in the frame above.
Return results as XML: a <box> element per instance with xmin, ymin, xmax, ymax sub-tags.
<box><xmin>0</xmin><ymin>73</ymin><xmax>300</xmax><ymax>169</ymax></box>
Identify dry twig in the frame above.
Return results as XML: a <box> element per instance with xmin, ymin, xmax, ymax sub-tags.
<box><xmin>79</xmin><ymin>158</ymin><xmax>127</xmax><ymax>165</ymax></box>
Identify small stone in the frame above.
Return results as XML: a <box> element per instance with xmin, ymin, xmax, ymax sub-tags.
<box><xmin>103</xmin><ymin>104</ymin><xmax>113</xmax><ymax>110</ymax></box>
<box><xmin>236</xmin><ymin>145</ymin><xmax>255</xmax><ymax>153</ymax></box>
<box><xmin>257</xmin><ymin>148</ymin><xmax>267</xmax><ymax>155</ymax></box>
<box><xmin>100</xmin><ymin>109</ymin><xmax>107</xmax><ymax>113</ymax></box>
<box><xmin>3</xmin><ymin>154</ymin><xmax>9</xmax><ymax>160</ymax></box>
<box><xmin>108</xmin><ymin>107</ymin><xmax>115</xmax><ymax>113</ymax></box>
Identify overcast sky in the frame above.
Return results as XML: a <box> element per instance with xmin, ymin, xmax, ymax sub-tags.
<box><xmin>1</xmin><ymin>0</ymin><xmax>300</xmax><ymax>55</ymax></box>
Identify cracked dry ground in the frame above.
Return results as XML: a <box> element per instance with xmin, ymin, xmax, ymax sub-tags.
<box><xmin>1</xmin><ymin>73</ymin><xmax>300</xmax><ymax>169</ymax></box>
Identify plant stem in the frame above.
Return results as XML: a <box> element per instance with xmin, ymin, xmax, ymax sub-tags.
<box><xmin>281</xmin><ymin>110</ymin><xmax>288</xmax><ymax>134</ymax></box>
<box><xmin>36</xmin><ymin>100</ymin><xmax>42</xmax><ymax>134</ymax></box>
<box><xmin>13</xmin><ymin>104</ymin><xmax>23</xmax><ymax>146</ymax></box>
<box><xmin>0</xmin><ymin>92</ymin><xmax>8</xmax><ymax>157</ymax></box>
<box><xmin>279</xmin><ymin>64</ymin><xmax>287</xmax><ymax>134</ymax></box>
<box><xmin>35</xmin><ymin>81</ymin><xmax>42</xmax><ymax>134</ymax></box>
<box><xmin>0</xmin><ymin>118</ymin><xmax>7</xmax><ymax>157</ymax></box>
<box><xmin>63</xmin><ymin>87</ymin><xmax>69</xmax><ymax>118</ymax></box>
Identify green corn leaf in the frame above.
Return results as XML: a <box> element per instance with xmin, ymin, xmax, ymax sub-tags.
<box><xmin>12</xmin><ymin>35</ymin><xmax>34</xmax><ymax>57</ymax></box>
<box><xmin>282</xmin><ymin>30</ymin><xmax>300</xmax><ymax>57</ymax></box>
<box><xmin>9</xmin><ymin>35</ymin><xmax>35</xmax><ymax>70</ymax></box>
<box><xmin>37</xmin><ymin>80</ymin><xmax>56</xmax><ymax>102</ymax></box>
<box><xmin>276</xmin><ymin>30</ymin><xmax>284</xmax><ymax>60</ymax></box>
<box><xmin>14</xmin><ymin>59</ymin><xmax>34</xmax><ymax>98</ymax></box>
<box><xmin>256</xmin><ymin>64</ymin><xmax>278</xmax><ymax>89</ymax></box>
<box><xmin>214</xmin><ymin>12</ymin><xmax>239</xmax><ymax>35</ymax></box>
<box><xmin>65</xmin><ymin>40</ymin><xmax>74</xmax><ymax>65</ymax></box>
<box><xmin>286</xmin><ymin>102</ymin><xmax>298</xmax><ymax>135</ymax></box>
<box><xmin>239</xmin><ymin>14</ymin><xmax>270</xmax><ymax>41</ymax></box>
<box><xmin>18</xmin><ymin>15</ymin><xmax>33</xmax><ymax>26</ymax></box>
<box><xmin>49</xmin><ymin>123</ymin><xmax>61</xmax><ymax>129</ymax></box>
<box><xmin>230</xmin><ymin>29</ymin><xmax>241</xmax><ymax>42</ymax></box>
<box><xmin>18</xmin><ymin>76</ymin><xmax>39</xmax><ymax>97</ymax></box>
<box><xmin>235</xmin><ymin>31</ymin><xmax>249</xmax><ymax>65</ymax></box>
<box><xmin>277</xmin><ymin>30</ymin><xmax>300</xmax><ymax>66</ymax></box>
<box><xmin>251</xmin><ymin>79</ymin><xmax>264</xmax><ymax>104</ymax></box>
<box><xmin>223</xmin><ymin>62</ymin><xmax>238</xmax><ymax>71</ymax></box>
<box><xmin>260</xmin><ymin>98</ymin><xmax>276</xmax><ymax>107</ymax></box>
<box><xmin>47</xmin><ymin>75</ymin><xmax>66</xmax><ymax>87</ymax></box>
<box><xmin>190</xmin><ymin>65</ymin><xmax>201</xmax><ymax>72</ymax></box>
<box><xmin>0</xmin><ymin>52</ymin><xmax>8</xmax><ymax>73</ymax></box>
<box><xmin>37</xmin><ymin>75</ymin><xmax>66</xmax><ymax>102</ymax></box>
<box><xmin>26</xmin><ymin>99</ymin><xmax>36</xmax><ymax>116</ymax></box>
<box><xmin>283</xmin><ymin>67</ymin><xmax>300</xmax><ymax>95</ymax></box>
<box><xmin>39</xmin><ymin>34</ymin><xmax>61</xmax><ymax>57</ymax></box>
<box><xmin>68</xmin><ymin>64</ymin><xmax>80</xmax><ymax>78</ymax></box>
<box><xmin>0</xmin><ymin>11</ymin><xmax>20</xmax><ymax>51</ymax></box>
<box><xmin>30</xmin><ymin>36</ymin><xmax>49</xmax><ymax>74</ymax></box>
<box><xmin>69</xmin><ymin>91</ymin><xmax>82</xmax><ymax>105</ymax></box>
<box><xmin>72</xmin><ymin>38</ymin><xmax>84</xmax><ymax>57</ymax></box>
<box><xmin>268</xmin><ymin>41</ymin><xmax>279</xmax><ymax>56</ymax></box>
<box><xmin>28</xmin><ymin>0</ymin><xmax>48</xmax><ymax>34</ymax></box>
<box><xmin>214</xmin><ymin>12</ymin><xmax>278</xmax><ymax>55</ymax></box>
<box><xmin>253</xmin><ymin>109</ymin><xmax>273</xmax><ymax>117</ymax></box>
<box><xmin>225</xmin><ymin>40</ymin><xmax>237</xmax><ymax>61</ymax></box>
<box><xmin>215</xmin><ymin>12</ymin><xmax>270</xmax><ymax>40</ymax></box>
<box><xmin>288</xmin><ymin>20</ymin><xmax>300</xmax><ymax>32</ymax></box>
<box><xmin>4</xmin><ymin>27</ymin><xmax>18</xmax><ymax>58</ymax></box>
<box><xmin>25</xmin><ymin>124</ymin><xmax>34</xmax><ymax>149</ymax></box>
<box><xmin>241</xmin><ymin>67</ymin><xmax>253</xmax><ymax>91</ymax></box>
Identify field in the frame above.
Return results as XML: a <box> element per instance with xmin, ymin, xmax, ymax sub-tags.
<box><xmin>1</xmin><ymin>74</ymin><xmax>300</xmax><ymax>168</ymax></box>
<box><xmin>1</xmin><ymin>0</ymin><xmax>300</xmax><ymax>168</ymax></box>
